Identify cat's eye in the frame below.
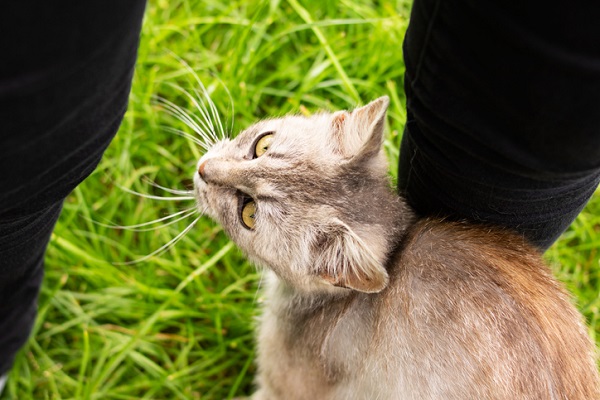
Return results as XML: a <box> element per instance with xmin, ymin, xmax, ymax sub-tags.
<box><xmin>241</xmin><ymin>200</ymin><xmax>256</xmax><ymax>230</ymax></box>
<box><xmin>254</xmin><ymin>133</ymin><xmax>274</xmax><ymax>158</ymax></box>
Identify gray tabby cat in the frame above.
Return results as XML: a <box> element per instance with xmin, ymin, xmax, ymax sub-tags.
<box><xmin>193</xmin><ymin>97</ymin><xmax>600</xmax><ymax>399</ymax></box>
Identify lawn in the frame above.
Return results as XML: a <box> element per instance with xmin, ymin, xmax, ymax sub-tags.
<box><xmin>3</xmin><ymin>0</ymin><xmax>599</xmax><ymax>399</ymax></box>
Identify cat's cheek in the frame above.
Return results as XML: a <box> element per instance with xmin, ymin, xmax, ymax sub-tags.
<box><xmin>193</xmin><ymin>177</ymin><xmax>211</xmax><ymax>213</ymax></box>
<box><xmin>227</xmin><ymin>229</ymin><xmax>284</xmax><ymax>275</ymax></box>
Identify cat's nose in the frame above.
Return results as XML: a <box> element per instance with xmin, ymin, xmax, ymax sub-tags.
<box><xmin>198</xmin><ymin>160</ymin><xmax>208</xmax><ymax>181</ymax></box>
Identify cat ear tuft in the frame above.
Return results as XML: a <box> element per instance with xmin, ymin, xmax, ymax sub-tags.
<box><xmin>330</xmin><ymin>110</ymin><xmax>350</xmax><ymax>156</ymax></box>
<box><xmin>314</xmin><ymin>220</ymin><xmax>389</xmax><ymax>293</ymax></box>
<box><xmin>330</xmin><ymin>96</ymin><xmax>390</xmax><ymax>161</ymax></box>
<box><xmin>351</xmin><ymin>96</ymin><xmax>389</xmax><ymax>161</ymax></box>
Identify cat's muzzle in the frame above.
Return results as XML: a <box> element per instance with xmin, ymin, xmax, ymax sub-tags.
<box><xmin>198</xmin><ymin>159</ymin><xmax>208</xmax><ymax>182</ymax></box>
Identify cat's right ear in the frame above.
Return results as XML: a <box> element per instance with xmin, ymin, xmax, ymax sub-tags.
<box><xmin>313</xmin><ymin>220</ymin><xmax>389</xmax><ymax>293</ymax></box>
<box><xmin>330</xmin><ymin>96</ymin><xmax>390</xmax><ymax>163</ymax></box>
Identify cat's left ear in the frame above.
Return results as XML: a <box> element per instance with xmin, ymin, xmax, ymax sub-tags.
<box><xmin>330</xmin><ymin>96</ymin><xmax>389</xmax><ymax>162</ymax></box>
<box><xmin>314</xmin><ymin>219</ymin><xmax>389</xmax><ymax>293</ymax></box>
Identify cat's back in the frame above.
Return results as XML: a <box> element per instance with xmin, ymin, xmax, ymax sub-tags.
<box><xmin>376</xmin><ymin>218</ymin><xmax>599</xmax><ymax>400</ymax></box>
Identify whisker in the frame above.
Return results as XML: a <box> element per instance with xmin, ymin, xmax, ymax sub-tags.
<box><xmin>112</xmin><ymin>210</ymin><xmax>198</xmax><ymax>232</ymax></box>
<box><xmin>157</xmin><ymin>88</ymin><xmax>216</xmax><ymax>142</ymax></box>
<box><xmin>163</xmin><ymin>82</ymin><xmax>220</xmax><ymax>145</ymax></box>
<box><xmin>90</xmin><ymin>207</ymin><xmax>197</xmax><ymax>231</ymax></box>
<box><xmin>165</xmin><ymin>51</ymin><xmax>226</xmax><ymax>141</ymax></box>
<box><xmin>200</xmin><ymin>203</ymin><xmax>210</xmax><ymax>215</ymax></box>
<box><xmin>155</xmin><ymin>97</ymin><xmax>203</xmax><ymax>135</ymax></box>
<box><xmin>207</xmin><ymin>91</ymin><xmax>227</xmax><ymax>141</ymax></box>
<box><xmin>154</xmin><ymin>96</ymin><xmax>216</xmax><ymax>147</ymax></box>
<box><xmin>155</xmin><ymin>96</ymin><xmax>211</xmax><ymax>142</ymax></box>
<box><xmin>141</xmin><ymin>177</ymin><xmax>193</xmax><ymax>196</ymax></box>
<box><xmin>210</xmin><ymin>72</ymin><xmax>235</xmax><ymax>139</ymax></box>
<box><xmin>160</xmin><ymin>104</ymin><xmax>216</xmax><ymax>149</ymax></box>
<box><xmin>159</xmin><ymin>125</ymin><xmax>209</xmax><ymax>150</ymax></box>
<box><xmin>253</xmin><ymin>270</ymin><xmax>266</xmax><ymax>305</ymax></box>
<box><xmin>191</xmin><ymin>80</ymin><xmax>226</xmax><ymax>142</ymax></box>
<box><xmin>118</xmin><ymin>185</ymin><xmax>195</xmax><ymax>201</ymax></box>
<box><xmin>192</xmin><ymin>86</ymin><xmax>221</xmax><ymax>141</ymax></box>
<box><xmin>113</xmin><ymin>215</ymin><xmax>202</xmax><ymax>266</ymax></box>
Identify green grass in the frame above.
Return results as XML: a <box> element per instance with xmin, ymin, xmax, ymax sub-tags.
<box><xmin>3</xmin><ymin>0</ymin><xmax>599</xmax><ymax>399</ymax></box>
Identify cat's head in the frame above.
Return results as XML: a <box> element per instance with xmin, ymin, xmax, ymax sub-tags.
<box><xmin>193</xmin><ymin>96</ymin><xmax>412</xmax><ymax>294</ymax></box>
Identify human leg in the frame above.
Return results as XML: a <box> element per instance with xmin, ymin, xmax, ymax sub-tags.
<box><xmin>0</xmin><ymin>0</ymin><xmax>146</xmax><ymax>377</ymax></box>
<box><xmin>399</xmin><ymin>0</ymin><xmax>600</xmax><ymax>250</ymax></box>
<box><xmin>0</xmin><ymin>202</ymin><xmax>62</xmax><ymax>374</ymax></box>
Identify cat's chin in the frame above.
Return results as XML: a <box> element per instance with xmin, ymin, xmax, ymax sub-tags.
<box><xmin>259</xmin><ymin>267</ymin><xmax>355</xmax><ymax>298</ymax></box>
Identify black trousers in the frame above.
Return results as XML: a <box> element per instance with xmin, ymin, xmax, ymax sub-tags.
<box><xmin>1</xmin><ymin>0</ymin><xmax>599</xmax><ymax>375</ymax></box>
<box><xmin>399</xmin><ymin>0</ymin><xmax>600</xmax><ymax>249</ymax></box>
<box><xmin>0</xmin><ymin>1</ymin><xmax>147</xmax><ymax>374</ymax></box>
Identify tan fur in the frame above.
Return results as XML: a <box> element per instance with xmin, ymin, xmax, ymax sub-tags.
<box><xmin>193</xmin><ymin>97</ymin><xmax>600</xmax><ymax>399</ymax></box>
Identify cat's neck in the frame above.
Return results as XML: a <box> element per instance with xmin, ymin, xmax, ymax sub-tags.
<box><xmin>264</xmin><ymin>193</ymin><xmax>414</xmax><ymax>310</ymax></box>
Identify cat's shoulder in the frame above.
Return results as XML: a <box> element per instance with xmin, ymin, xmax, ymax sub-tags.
<box><xmin>391</xmin><ymin>217</ymin><xmax>562</xmax><ymax>304</ymax></box>
<box><xmin>399</xmin><ymin>217</ymin><xmax>546</xmax><ymax>273</ymax></box>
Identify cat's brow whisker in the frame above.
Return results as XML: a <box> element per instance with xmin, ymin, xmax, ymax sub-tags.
<box><xmin>90</xmin><ymin>208</ymin><xmax>198</xmax><ymax>231</ymax></box>
<box><xmin>118</xmin><ymin>185</ymin><xmax>195</xmax><ymax>201</ymax></box>
<box><xmin>113</xmin><ymin>215</ymin><xmax>202</xmax><ymax>266</ymax></box>
<box><xmin>154</xmin><ymin>96</ymin><xmax>216</xmax><ymax>147</ymax></box>
<box><xmin>141</xmin><ymin>177</ymin><xmax>193</xmax><ymax>196</ymax></box>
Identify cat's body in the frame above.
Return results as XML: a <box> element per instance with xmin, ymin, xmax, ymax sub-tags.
<box><xmin>193</xmin><ymin>97</ymin><xmax>600</xmax><ymax>399</ymax></box>
<box><xmin>255</xmin><ymin>220</ymin><xmax>598</xmax><ymax>399</ymax></box>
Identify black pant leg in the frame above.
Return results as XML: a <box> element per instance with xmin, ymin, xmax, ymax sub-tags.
<box><xmin>0</xmin><ymin>0</ymin><xmax>147</xmax><ymax>372</ymax></box>
<box><xmin>399</xmin><ymin>0</ymin><xmax>600</xmax><ymax>250</ymax></box>
<box><xmin>0</xmin><ymin>202</ymin><xmax>63</xmax><ymax>374</ymax></box>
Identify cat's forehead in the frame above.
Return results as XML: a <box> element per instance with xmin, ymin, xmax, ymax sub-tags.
<box><xmin>233</xmin><ymin>114</ymin><xmax>331</xmax><ymax>150</ymax></box>
<box><xmin>233</xmin><ymin>119</ymin><xmax>282</xmax><ymax>148</ymax></box>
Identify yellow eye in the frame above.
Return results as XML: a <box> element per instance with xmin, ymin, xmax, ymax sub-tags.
<box><xmin>254</xmin><ymin>133</ymin><xmax>274</xmax><ymax>158</ymax></box>
<box><xmin>241</xmin><ymin>200</ymin><xmax>256</xmax><ymax>229</ymax></box>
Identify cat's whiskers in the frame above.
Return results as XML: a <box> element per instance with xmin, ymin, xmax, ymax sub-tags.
<box><xmin>161</xmin><ymin>84</ymin><xmax>220</xmax><ymax>145</ymax></box>
<box><xmin>141</xmin><ymin>177</ymin><xmax>193</xmax><ymax>196</ymax></box>
<box><xmin>193</xmin><ymin>86</ymin><xmax>225</xmax><ymax>141</ymax></box>
<box><xmin>159</xmin><ymin>125</ymin><xmax>209</xmax><ymax>150</ymax></box>
<box><xmin>166</xmin><ymin>51</ymin><xmax>230</xmax><ymax>140</ymax></box>
<box><xmin>207</xmin><ymin>72</ymin><xmax>235</xmax><ymax>140</ymax></box>
<box><xmin>114</xmin><ymin>57</ymin><xmax>232</xmax><ymax>265</ymax></box>
<box><xmin>120</xmin><ymin>209</ymin><xmax>198</xmax><ymax>232</ymax></box>
<box><xmin>113</xmin><ymin>214</ymin><xmax>202</xmax><ymax>266</ymax></box>
<box><xmin>154</xmin><ymin>95</ymin><xmax>216</xmax><ymax>147</ymax></box>
<box><xmin>253</xmin><ymin>269</ymin><xmax>266</xmax><ymax>305</ymax></box>
<box><xmin>117</xmin><ymin>185</ymin><xmax>195</xmax><ymax>201</ymax></box>
<box><xmin>91</xmin><ymin>207</ymin><xmax>198</xmax><ymax>232</ymax></box>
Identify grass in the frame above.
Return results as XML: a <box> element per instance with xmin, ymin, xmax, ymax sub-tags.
<box><xmin>3</xmin><ymin>0</ymin><xmax>599</xmax><ymax>399</ymax></box>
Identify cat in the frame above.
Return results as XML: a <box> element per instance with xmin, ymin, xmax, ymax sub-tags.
<box><xmin>193</xmin><ymin>96</ymin><xmax>600</xmax><ymax>399</ymax></box>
